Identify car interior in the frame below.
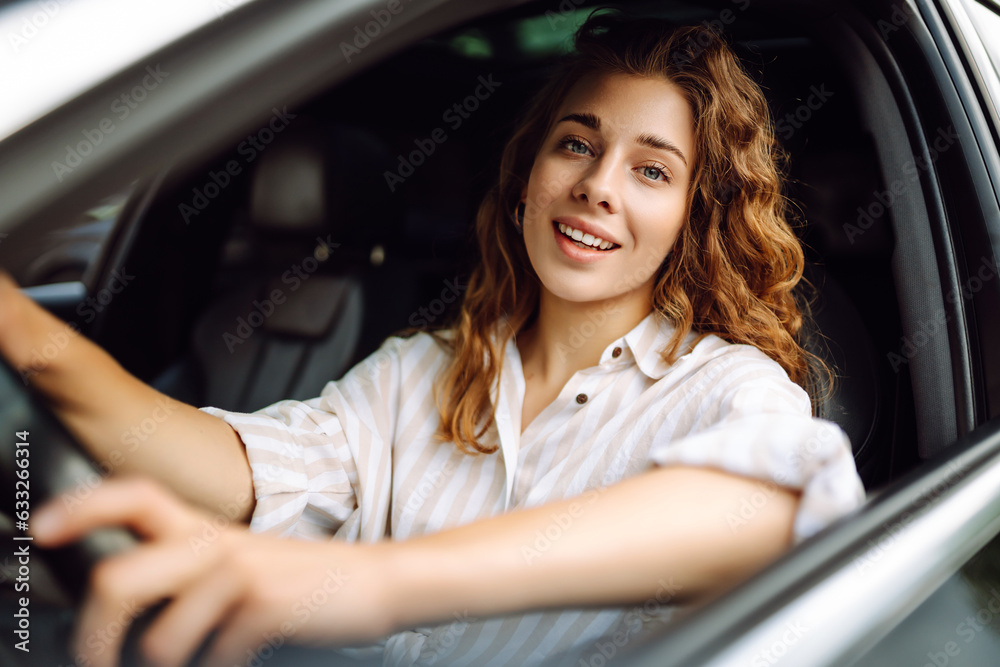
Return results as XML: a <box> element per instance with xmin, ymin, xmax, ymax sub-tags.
<box><xmin>25</xmin><ymin>1</ymin><xmax>916</xmax><ymax>488</ymax></box>
<box><xmin>4</xmin><ymin>0</ymin><xmax>996</xmax><ymax>663</ymax></box>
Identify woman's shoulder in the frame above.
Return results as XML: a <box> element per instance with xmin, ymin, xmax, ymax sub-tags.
<box><xmin>364</xmin><ymin>328</ymin><xmax>453</xmax><ymax>362</ymax></box>
<box><xmin>664</xmin><ymin>329</ymin><xmax>807</xmax><ymax>400</ymax></box>
<box><xmin>316</xmin><ymin>329</ymin><xmax>454</xmax><ymax>403</ymax></box>
<box><xmin>684</xmin><ymin>332</ymin><xmax>812</xmax><ymax>413</ymax></box>
<box><xmin>687</xmin><ymin>331</ymin><xmax>786</xmax><ymax>370</ymax></box>
<box><xmin>345</xmin><ymin>328</ymin><xmax>453</xmax><ymax>377</ymax></box>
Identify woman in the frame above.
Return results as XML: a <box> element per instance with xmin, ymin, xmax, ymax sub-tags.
<box><xmin>3</xmin><ymin>11</ymin><xmax>864</xmax><ymax>667</ymax></box>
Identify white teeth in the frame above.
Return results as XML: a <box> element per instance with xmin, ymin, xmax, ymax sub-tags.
<box><xmin>556</xmin><ymin>222</ymin><xmax>617</xmax><ymax>250</ymax></box>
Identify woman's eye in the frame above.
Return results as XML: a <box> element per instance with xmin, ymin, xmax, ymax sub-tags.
<box><xmin>640</xmin><ymin>165</ymin><xmax>669</xmax><ymax>182</ymax></box>
<box><xmin>562</xmin><ymin>139</ymin><xmax>591</xmax><ymax>155</ymax></box>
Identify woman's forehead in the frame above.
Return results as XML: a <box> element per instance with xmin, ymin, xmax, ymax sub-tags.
<box><xmin>553</xmin><ymin>73</ymin><xmax>695</xmax><ymax>155</ymax></box>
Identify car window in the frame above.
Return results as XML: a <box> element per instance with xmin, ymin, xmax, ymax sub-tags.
<box><xmin>0</xmin><ymin>2</ymin><xmax>966</xmax><ymax>665</ymax></box>
<box><xmin>4</xmin><ymin>187</ymin><xmax>132</xmax><ymax>287</ymax></box>
<box><xmin>966</xmin><ymin>1</ymin><xmax>1000</xmax><ymax>78</ymax></box>
<box><xmin>850</xmin><ymin>528</ymin><xmax>1000</xmax><ymax>666</ymax></box>
<box><xmin>958</xmin><ymin>0</ymin><xmax>1000</xmax><ymax>131</ymax></box>
<box><xmin>0</xmin><ymin>0</ymin><xmax>257</xmax><ymax>140</ymax></box>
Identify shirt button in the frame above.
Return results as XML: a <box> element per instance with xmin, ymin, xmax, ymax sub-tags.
<box><xmin>612</xmin><ymin>347</ymin><xmax>622</xmax><ymax>358</ymax></box>
<box><xmin>576</xmin><ymin>393</ymin><xmax>588</xmax><ymax>404</ymax></box>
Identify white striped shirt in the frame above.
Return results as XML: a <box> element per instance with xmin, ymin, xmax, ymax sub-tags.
<box><xmin>201</xmin><ymin>312</ymin><xmax>865</xmax><ymax>666</ymax></box>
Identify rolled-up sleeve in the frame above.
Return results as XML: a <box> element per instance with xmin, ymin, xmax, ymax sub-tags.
<box><xmin>200</xmin><ymin>399</ymin><xmax>359</xmax><ymax>539</ymax></box>
<box><xmin>648</xmin><ymin>350</ymin><xmax>866</xmax><ymax>542</ymax></box>
<box><xmin>199</xmin><ymin>336</ymin><xmax>406</xmax><ymax>542</ymax></box>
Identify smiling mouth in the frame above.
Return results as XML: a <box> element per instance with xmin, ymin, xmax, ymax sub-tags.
<box><xmin>554</xmin><ymin>221</ymin><xmax>620</xmax><ymax>251</ymax></box>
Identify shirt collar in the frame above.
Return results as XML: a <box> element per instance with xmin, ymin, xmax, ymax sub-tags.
<box><xmin>606</xmin><ymin>311</ymin><xmax>692</xmax><ymax>380</ymax></box>
<box><xmin>497</xmin><ymin>311</ymin><xmax>692</xmax><ymax>381</ymax></box>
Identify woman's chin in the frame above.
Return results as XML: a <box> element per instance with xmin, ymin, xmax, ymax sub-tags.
<box><xmin>539</xmin><ymin>284</ymin><xmax>627</xmax><ymax>310</ymax></box>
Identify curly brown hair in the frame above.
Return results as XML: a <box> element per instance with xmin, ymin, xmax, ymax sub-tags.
<box><xmin>433</xmin><ymin>11</ymin><xmax>826</xmax><ymax>454</ymax></box>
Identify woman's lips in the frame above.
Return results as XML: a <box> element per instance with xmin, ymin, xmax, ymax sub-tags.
<box><xmin>551</xmin><ymin>221</ymin><xmax>618</xmax><ymax>263</ymax></box>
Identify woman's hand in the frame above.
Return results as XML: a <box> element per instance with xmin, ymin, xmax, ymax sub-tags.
<box><xmin>31</xmin><ymin>477</ymin><xmax>397</xmax><ymax>667</ymax></box>
<box><xmin>0</xmin><ymin>270</ymin><xmax>255</xmax><ymax>518</ymax></box>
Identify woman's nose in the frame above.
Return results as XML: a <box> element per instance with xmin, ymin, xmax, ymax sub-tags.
<box><xmin>571</xmin><ymin>158</ymin><xmax>620</xmax><ymax>213</ymax></box>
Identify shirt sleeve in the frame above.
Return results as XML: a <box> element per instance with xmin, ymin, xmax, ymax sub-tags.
<box><xmin>199</xmin><ymin>336</ymin><xmax>406</xmax><ymax>542</ymax></box>
<box><xmin>648</xmin><ymin>346</ymin><xmax>866</xmax><ymax>543</ymax></box>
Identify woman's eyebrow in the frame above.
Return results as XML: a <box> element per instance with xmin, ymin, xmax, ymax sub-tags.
<box><xmin>636</xmin><ymin>132</ymin><xmax>688</xmax><ymax>166</ymax></box>
<box><xmin>557</xmin><ymin>112</ymin><xmax>600</xmax><ymax>130</ymax></box>
<box><xmin>556</xmin><ymin>113</ymin><xmax>688</xmax><ymax>166</ymax></box>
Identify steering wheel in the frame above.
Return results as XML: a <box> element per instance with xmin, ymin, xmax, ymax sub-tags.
<box><xmin>0</xmin><ymin>353</ymin><xmax>381</xmax><ymax>666</ymax></box>
<box><xmin>0</xmin><ymin>351</ymin><xmax>140</xmax><ymax>666</ymax></box>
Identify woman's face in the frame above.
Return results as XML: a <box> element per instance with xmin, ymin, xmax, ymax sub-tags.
<box><xmin>522</xmin><ymin>72</ymin><xmax>695</xmax><ymax>315</ymax></box>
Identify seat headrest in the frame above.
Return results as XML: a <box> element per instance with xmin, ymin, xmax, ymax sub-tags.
<box><xmin>248</xmin><ymin>119</ymin><xmax>404</xmax><ymax>247</ymax></box>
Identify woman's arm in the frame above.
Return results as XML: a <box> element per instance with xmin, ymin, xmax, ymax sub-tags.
<box><xmin>385</xmin><ymin>464</ymin><xmax>797</xmax><ymax>625</ymax></box>
<box><xmin>32</xmin><ymin>466</ymin><xmax>798</xmax><ymax>667</ymax></box>
<box><xmin>0</xmin><ymin>273</ymin><xmax>254</xmax><ymax>519</ymax></box>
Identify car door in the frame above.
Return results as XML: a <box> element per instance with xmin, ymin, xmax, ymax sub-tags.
<box><xmin>613</xmin><ymin>0</ymin><xmax>1000</xmax><ymax>665</ymax></box>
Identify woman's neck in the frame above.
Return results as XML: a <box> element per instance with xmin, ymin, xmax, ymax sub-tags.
<box><xmin>517</xmin><ymin>289</ymin><xmax>653</xmax><ymax>384</ymax></box>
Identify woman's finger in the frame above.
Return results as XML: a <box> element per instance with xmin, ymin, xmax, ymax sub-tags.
<box><xmin>135</xmin><ymin>564</ymin><xmax>244</xmax><ymax>667</ymax></box>
<box><xmin>198</xmin><ymin>603</ymin><xmax>284</xmax><ymax>667</ymax></box>
<box><xmin>32</xmin><ymin>476</ymin><xmax>198</xmax><ymax>545</ymax></box>
<box><xmin>72</xmin><ymin>536</ymin><xmax>229</xmax><ymax>667</ymax></box>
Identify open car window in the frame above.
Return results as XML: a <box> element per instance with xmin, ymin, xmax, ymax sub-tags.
<box><xmin>0</xmin><ymin>0</ymin><xmax>256</xmax><ymax>140</ymax></box>
<box><xmin>2</xmin><ymin>0</ymin><xmax>1000</xmax><ymax>665</ymax></box>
